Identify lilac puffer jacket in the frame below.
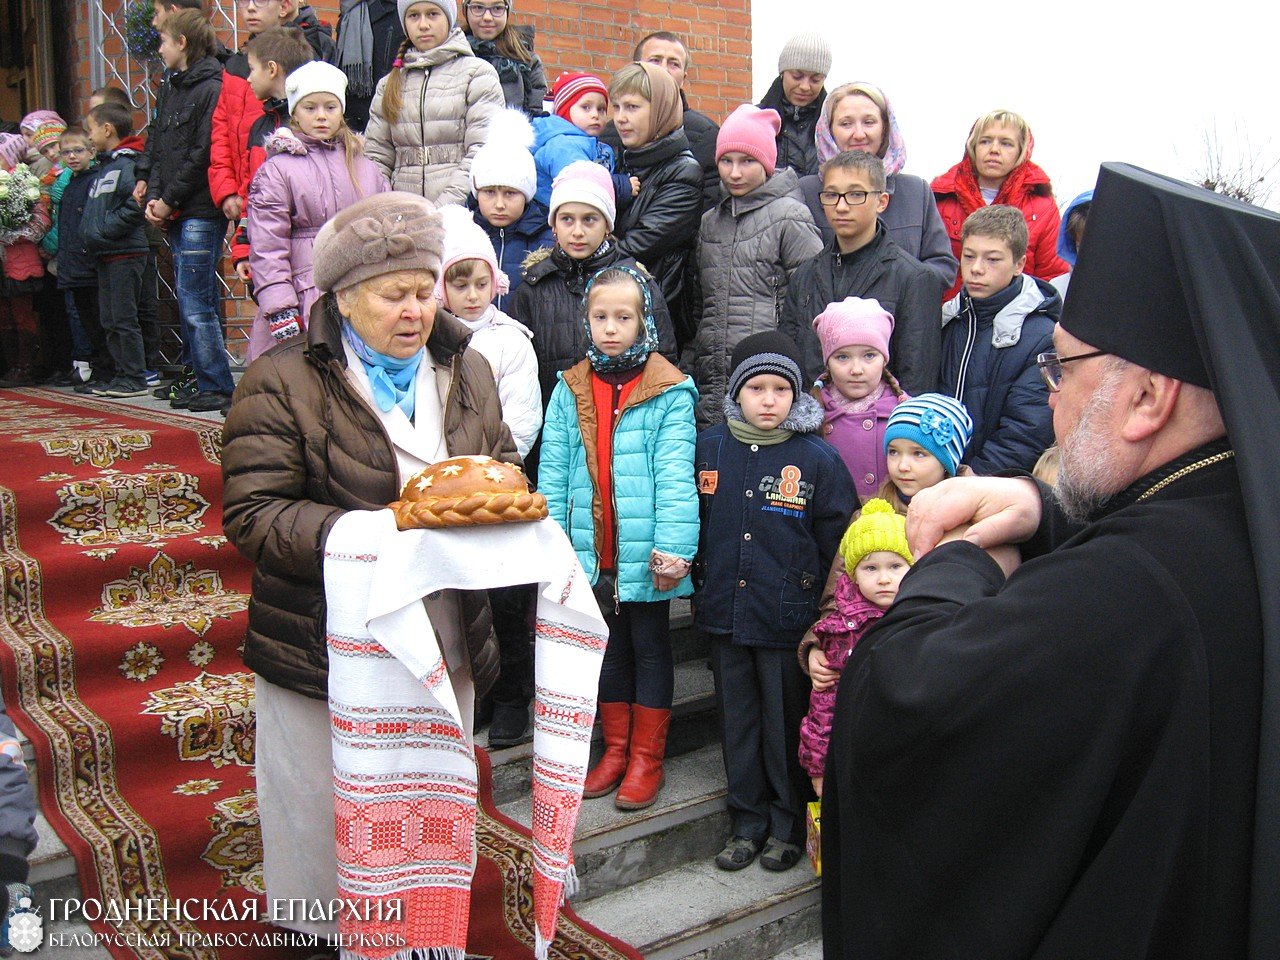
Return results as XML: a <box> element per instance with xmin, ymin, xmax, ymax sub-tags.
<box><xmin>819</xmin><ymin>384</ymin><xmax>906</xmax><ymax>504</ymax></box>
<box><xmin>245</xmin><ymin>129</ymin><xmax>390</xmax><ymax>361</ymax></box>
<box><xmin>798</xmin><ymin>573</ymin><xmax>884</xmax><ymax>778</ymax></box>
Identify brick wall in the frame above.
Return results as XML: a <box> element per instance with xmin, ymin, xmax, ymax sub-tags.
<box><xmin>54</xmin><ymin>1</ymin><xmax>752</xmax><ymax>361</ymax></box>
<box><xmin>300</xmin><ymin>1</ymin><xmax>752</xmax><ymax>124</ymax></box>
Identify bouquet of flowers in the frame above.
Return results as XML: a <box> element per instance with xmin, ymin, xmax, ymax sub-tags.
<box><xmin>125</xmin><ymin>0</ymin><xmax>159</xmax><ymax>61</ymax></box>
<box><xmin>0</xmin><ymin>164</ymin><xmax>44</xmax><ymax>246</ymax></box>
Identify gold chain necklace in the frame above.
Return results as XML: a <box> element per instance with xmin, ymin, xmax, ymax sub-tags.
<box><xmin>1135</xmin><ymin>450</ymin><xmax>1235</xmax><ymax>502</ymax></box>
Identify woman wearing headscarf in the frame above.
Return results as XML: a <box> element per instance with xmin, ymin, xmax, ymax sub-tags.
<box><xmin>221</xmin><ymin>190</ymin><xmax>515</xmax><ymax>936</ymax></box>
<box><xmin>609</xmin><ymin>61</ymin><xmax>704</xmax><ymax>349</ymax></box>
<box><xmin>798</xmin><ymin>82</ymin><xmax>957</xmax><ymax>290</ymax></box>
<box><xmin>931</xmin><ymin>109</ymin><xmax>1070</xmax><ymax>299</ymax></box>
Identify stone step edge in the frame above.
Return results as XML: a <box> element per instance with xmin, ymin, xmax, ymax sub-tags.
<box><xmin>644</xmin><ymin>879</ymin><xmax>821</xmax><ymax>960</ymax></box>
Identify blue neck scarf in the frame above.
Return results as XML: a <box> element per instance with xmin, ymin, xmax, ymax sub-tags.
<box><xmin>342</xmin><ymin>322</ymin><xmax>425</xmax><ymax>421</ymax></box>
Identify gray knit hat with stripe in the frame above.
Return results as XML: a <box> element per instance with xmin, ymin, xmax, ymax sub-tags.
<box><xmin>728</xmin><ymin>331</ymin><xmax>805</xmax><ymax>401</ymax></box>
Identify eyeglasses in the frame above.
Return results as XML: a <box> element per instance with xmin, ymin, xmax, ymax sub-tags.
<box><xmin>60</xmin><ymin>147</ymin><xmax>90</xmax><ymax>157</ymax></box>
<box><xmin>817</xmin><ymin>189</ymin><xmax>881</xmax><ymax>207</ymax></box>
<box><xmin>234</xmin><ymin>0</ymin><xmax>281</xmax><ymax>7</ymax></box>
<box><xmin>466</xmin><ymin>3</ymin><xmax>508</xmax><ymax>17</ymax></box>
<box><xmin>1035</xmin><ymin>349</ymin><xmax>1109</xmax><ymax>391</ymax></box>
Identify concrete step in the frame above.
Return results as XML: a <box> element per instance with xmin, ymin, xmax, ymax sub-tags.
<box><xmin>771</xmin><ymin>937</ymin><xmax>823</xmax><ymax>960</ymax></box>
<box><xmin>573</xmin><ymin>856</ymin><xmax>820</xmax><ymax>960</ymax></box>
<box><xmin>499</xmin><ymin>743</ymin><xmax>729</xmax><ymax>901</ymax></box>
<box><xmin>29</xmin><ymin>809</ymin><xmax>75</xmax><ymax>887</ymax></box>
<box><xmin>484</xmin><ymin>657</ymin><xmax>718</xmax><ymax>807</ymax></box>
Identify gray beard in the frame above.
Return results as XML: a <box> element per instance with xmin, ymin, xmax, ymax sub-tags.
<box><xmin>1053</xmin><ymin>370</ymin><xmax>1132</xmax><ymax>523</ymax></box>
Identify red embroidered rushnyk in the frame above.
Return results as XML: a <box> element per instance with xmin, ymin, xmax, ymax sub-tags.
<box><xmin>324</xmin><ymin>510</ymin><xmax>608</xmax><ymax>960</ymax></box>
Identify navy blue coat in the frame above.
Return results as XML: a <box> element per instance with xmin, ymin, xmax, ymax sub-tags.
<box><xmin>472</xmin><ymin>198</ymin><xmax>553</xmax><ymax>311</ymax></box>
<box><xmin>940</xmin><ymin>274</ymin><xmax>1060</xmax><ymax>475</ymax></box>
<box><xmin>694</xmin><ymin>401</ymin><xmax>856</xmax><ymax>648</ymax></box>
<box><xmin>55</xmin><ymin>169</ymin><xmax>99</xmax><ymax>289</ymax></box>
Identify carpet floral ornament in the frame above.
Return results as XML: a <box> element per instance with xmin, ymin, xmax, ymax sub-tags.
<box><xmin>90</xmin><ymin>552</ymin><xmax>247</xmax><ymax>636</ymax></box>
<box><xmin>142</xmin><ymin>671</ymin><xmax>256</xmax><ymax>767</ymax></box>
<box><xmin>49</xmin><ymin>471</ymin><xmax>209</xmax><ymax>547</ymax></box>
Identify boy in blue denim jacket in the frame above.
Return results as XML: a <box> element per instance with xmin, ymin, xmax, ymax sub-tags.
<box><xmin>694</xmin><ymin>330</ymin><xmax>855</xmax><ymax>873</ymax></box>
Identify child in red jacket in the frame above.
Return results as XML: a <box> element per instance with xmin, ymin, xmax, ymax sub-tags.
<box><xmin>231</xmin><ymin>25</ymin><xmax>316</xmax><ymax>280</ymax></box>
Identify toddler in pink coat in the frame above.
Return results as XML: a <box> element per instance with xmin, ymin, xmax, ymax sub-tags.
<box><xmin>246</xmin><ymin>61</ymin><xmax>389</xmax><ymax>360</ymax></box>
<box><xmin>798</xmin><ymin>498</ymin><xmax>911</xmax><ymax>796</ymax></box>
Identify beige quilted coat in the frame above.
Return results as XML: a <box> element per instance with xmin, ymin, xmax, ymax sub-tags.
<box><xmin>364</xmin><ymin>28</ymin><xmax>503</xmax><ymax>206</ymax></box>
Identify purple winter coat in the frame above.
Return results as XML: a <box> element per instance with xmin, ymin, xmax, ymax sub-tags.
<box><xmin>245</xmin><ymin>129</ymin><xmax>390</xmax><ymax>361</ymax></box>
<box><xmin>819</xmin><ymin>384</ymin><xmax>906</xmax><ymax>503</ymax></box>
<box><xmin>798</xmin><ymin>574</ymin><xmax>884</xmax><ymax>778</ymax></box>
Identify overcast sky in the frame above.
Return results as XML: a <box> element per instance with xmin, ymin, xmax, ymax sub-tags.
<box><xmin>749</xmin><ymin>0</ymin><xmax>1280</xmax><ymax>211</ymax></box>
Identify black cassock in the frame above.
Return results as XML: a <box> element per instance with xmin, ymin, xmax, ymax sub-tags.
<box><xmin>822</xmin><ymin>440</ymin><xmax>1260</xmax><ymax>959</ymax></box>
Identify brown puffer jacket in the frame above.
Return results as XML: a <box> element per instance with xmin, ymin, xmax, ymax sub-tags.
<box><xmin>222</xmin><ymin>295</ymin><xmax>518</xmax><ymax>701</ymax></box>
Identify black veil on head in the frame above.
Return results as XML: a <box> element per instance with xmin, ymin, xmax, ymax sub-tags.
<box><xmin>1063</xmin><ymin>162</ymin><xmax>1280</xmax><ymax>958</ymax></box>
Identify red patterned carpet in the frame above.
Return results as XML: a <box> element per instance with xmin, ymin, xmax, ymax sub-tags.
<box><xmin>0</xmin><ymin>388</ymin><xmax>639</xmax><ymax>960</ymax></box>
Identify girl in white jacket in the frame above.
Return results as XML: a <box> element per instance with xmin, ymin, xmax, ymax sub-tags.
<box><xmin>436</xmin><ymin>204</ymin><xmax>542</xmax><ymax>455</ymax></box>
<box><xmin>363</xmin><ymin>0</ymin><xmax>504</xmax><ymax>205</ymax></box>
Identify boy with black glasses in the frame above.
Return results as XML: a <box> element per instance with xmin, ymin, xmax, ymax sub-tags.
<box><xmin>778</xmin><ymin>150</ymin><xmax>943</xmax><ymax>396</ymax></box>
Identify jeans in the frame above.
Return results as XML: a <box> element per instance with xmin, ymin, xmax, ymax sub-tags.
<box><xmin>69</xmin><ymin>286</ymin><xmax>112</xmax><ymax>380</ymax></box>
<box><xmin>599</xmin><ymin>598</ymin><xmax>673</xmax><ymax>708</ymax></box>
<box><xmin>168</xmin><ymin>217</ymin><xmax>233</xmax><ymax>394</ymax></box>
<box><xmin>62</xmin><ymin>290</ymin><xmax>92</xmax><ymax>359</ymax></box>
<box><xmin>139</xmin><ymin>253</ymin><xmax>162</xmax><ymax>370</ymax></box>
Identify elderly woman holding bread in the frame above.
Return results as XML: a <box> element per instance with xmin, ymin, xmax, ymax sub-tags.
<box><xmin>222</xmin><ymin>191</ymin><xmax>516</xmax><ymax>935</ymax></box>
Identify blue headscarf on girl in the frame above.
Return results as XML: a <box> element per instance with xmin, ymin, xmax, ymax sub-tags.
<box><xmin>581</xmin><ymin>264</ymin><xmax>660</xmax><ymax>373</ymax></box>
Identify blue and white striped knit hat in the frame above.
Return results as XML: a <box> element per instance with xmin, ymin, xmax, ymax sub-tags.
<box><xmin>883</xmin><ymin>393</ymin><xmax>973</xmax><ymax>476</ymax></box>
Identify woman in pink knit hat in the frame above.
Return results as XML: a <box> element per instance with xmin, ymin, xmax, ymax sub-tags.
<box><xmin>811</xmin><ymin>296</ymin><xmax>907</xmax><ymax>503</ymax></box>
<box><xmin>690</xmin><ymin>102</ymin><xmax>823</xmax><ymax>427</ymax></box>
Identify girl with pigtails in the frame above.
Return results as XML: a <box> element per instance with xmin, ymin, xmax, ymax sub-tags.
<box><xmin>363</xmin><ymin>0</ymin><xmax>504</xmax><ymax>206</ymax></box>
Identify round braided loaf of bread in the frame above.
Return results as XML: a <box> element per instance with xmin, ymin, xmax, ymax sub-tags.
<box><xmin>390</xmin><ymin>455</ymin><xmax>548</xmax><ymax>530</ymax></box>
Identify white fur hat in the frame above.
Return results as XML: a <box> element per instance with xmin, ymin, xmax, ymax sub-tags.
<box><xmin>286</xmin><ymin>61</ymin><xmax>348</xmax><ymax>115</ymax></box>
<box><xmin>470</xmin><ymin>108</ymin><xmax>538</xmax><ymax>201</ymax></box>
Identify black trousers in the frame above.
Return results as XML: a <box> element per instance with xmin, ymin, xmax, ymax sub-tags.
<box><xmin>34</xmin><ymin>275</ymin><xmax>72</xmax><ymax>374</ymax></box>
<box><xmin>600</xmin><ymin>598</ymin><xmax>673</xmax><ymax>708</ymax></box>
<box><xmin>138</xmin><ymin>253</ymin><xmax>161</xmax><ymax>370</ymax></box>
<box><xmin>487</xmin><ymin>584</ymin><xmax>535</xmax><ymax>709</ymax></box>
<box><xmin>710</xmin><ymin>634</ymin><xmax>813</xmax><ymax>846</ymax></box>
<box><xmin>69</xmin><ymin>285</ymin><xmax>113</xmax><ymax>381</ymax></box>
<box><xmin>98</xmin><ymin>256</ymin><xmax>146</xmax><ymax>383</ymax></box>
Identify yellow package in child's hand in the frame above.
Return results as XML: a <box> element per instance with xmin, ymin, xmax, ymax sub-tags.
<box><xmin>806</xmin><ymin>801</ymin><xmax>821</xmax><ymax>876</ymax></box>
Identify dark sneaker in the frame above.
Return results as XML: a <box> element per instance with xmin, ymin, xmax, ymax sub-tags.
<box><xmin>144</xmin><ymin>369</ymin><xmax>161</xmax><ymax>386</ymax></box>
<box><xmin>74</xmin><ymin>378</ymin><xmax>112</xmax><ymax>395</ymax></box>
<box><xmin>168</xmin><ymin>376</ymin><xmax>200</xmax><ymax>408</ymax></box>
<box><xmin>187</xmin><ymin>391</ymin><xmax>233</xmax><ymax>413</ymax></box>
<box><xmin>715</xmin><ymin>836</ymin><xmax>761</xmax><ymax>871</ymax></box>
<box><xmin>758</xmin><ymin>837</ymin><xmax>802</xmax><ymax>872</ymax></box>
<box><xmin>487</xmin><ymin>703</ymin><xmax>532</xmax><ymax>749</ymax></box>
<box><xmin>92</xmin><ymin>378</ymin><xmax>150</xmax><ymax>398</ymax></box>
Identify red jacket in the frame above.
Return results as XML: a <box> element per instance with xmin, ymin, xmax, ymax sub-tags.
<box><xmin>932</xmin><ymin>159</ymin><xmax>1070</xmax><ymax>300</ymax></box>
<box><xmin>207</xmin><ymin>53</ymin><xmax>264</xmax><ymax>209</ymax></box>
<box><xmin>231</xmin><ymin>97</ymin><xmax>290</xmax><ymax>264</ymax></box>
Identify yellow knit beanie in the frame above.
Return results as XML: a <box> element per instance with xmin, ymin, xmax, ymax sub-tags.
<box><xmin>840</xmin><ymin>499</ymin><xmax>912</xmax><ymax>576</ymax></box>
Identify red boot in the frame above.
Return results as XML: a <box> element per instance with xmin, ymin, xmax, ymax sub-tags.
<box><xmin>615</xmin><ymin>705</ymin><xmax>670</xmax><ymax>810</ymax></box>
<box><xmin>583</xmin><ymin>702</ymin><xmax>630</xmax><ymax>798</ymax></box>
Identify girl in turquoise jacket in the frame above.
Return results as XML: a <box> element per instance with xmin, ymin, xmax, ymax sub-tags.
<box><xmin>540</xmin><ymin>263</ymin><xmax>698</xmax><ymax>812</ymax></box>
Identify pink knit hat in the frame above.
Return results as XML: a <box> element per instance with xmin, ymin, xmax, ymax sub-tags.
<box><xmin>0</xmin><ymin>133</ymin><xmax>26</xmax><ymax>169</ymax></box>
<box><xmin>812</xmin><ymin>296</ymin><xmax>895</xmax><ymax>365</ymax></box>
<box><xmin>548</xmin><ymin>160</ymin><xmax>616</xmax><ymax>230</ymax></box>
<box><xmin>435</xmin><ymin>204</ymin><xmax>510</xmax><ymax>303</ymax></box>
<box><xmin>552</xmin><ymin>72</ymin><xmax>608</xmax><ymax>121</ymax></box>
<box><xmin>716</xmin><ymin>104</ymin><xmax>780</xmax><ymax>176</ymax></box>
